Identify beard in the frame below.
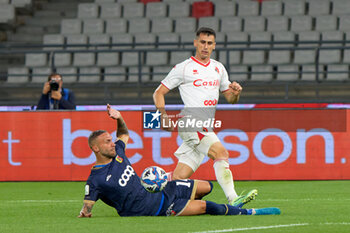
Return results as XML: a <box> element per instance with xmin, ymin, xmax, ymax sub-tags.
<box><xmin>102</xmin><ymin>151</ymin><xmax>116</xmax><ymax>159</ymax></box>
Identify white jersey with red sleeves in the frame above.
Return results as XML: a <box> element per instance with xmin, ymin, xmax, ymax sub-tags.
<box><xmin>161</xmin><ymin>56</ymin><xmax>230</xmax><ymax>107</ymax></box>
<box><xmin>161</xmin><ymin>56</ymin><xmax>231</xmax><ymax>118</ymax></box>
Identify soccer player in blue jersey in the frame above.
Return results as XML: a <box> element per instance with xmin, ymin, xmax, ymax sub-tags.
<box><xmin>78</xmin><ymin>104</ymin><xmax>280</xmax><ymax>217</ymax></box>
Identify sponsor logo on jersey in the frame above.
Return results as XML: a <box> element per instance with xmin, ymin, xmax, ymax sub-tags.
<box><xmin>143</xmin><ymin>110</ymin><xmax>161</xmax><ymax>129</ymax></box>
<box><xmin>118</xmin><ymin>165</ymin><xmax>135</xmax><ymax>187</ymax></box>
<box><xmin>215</xmin><ymin>66</ymin><xmax>219</xmax><ymax>74</ymax></box>
<box><xmin>193</xmin><ymin>79</ymin><xmax>219</xmax><ymax>87</ymax></box>
<box><xmin>106</xmin><ymin>174</ymin><xmax>112</xmax><ymax>181</ymax></box>
<box><xmin>203</xmin><ymin>99</ymin><xmax>218</xmax><ymax>106</ymax></box>
<box><xmin>116</xmin><ymin>155</ymin><xmax>123</xmax><ymax>163</ymax></box>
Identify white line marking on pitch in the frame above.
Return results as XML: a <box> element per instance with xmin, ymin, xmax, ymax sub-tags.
<box><xmin>257</xmin><ymin>198</ymin><xmax>350</xmax><ymax>202</ymax></box>
<box><xmin>3</xmin><ymin>200</ymin><xmax>80</xmax><ymax>203</ymax></box>
<box><xmin>190</xmin><ymin>223</ymin><xmax>310</xmax><ymax>233</ymax></box>
<box><xmin>323</xmin><ymin>222</ymin><xmax>350</xmax><ymax>225</ymax></box>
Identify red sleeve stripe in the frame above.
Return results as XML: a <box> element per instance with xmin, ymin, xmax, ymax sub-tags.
<box><xmin>161</xmin><ymin>82</ymin><xmax>170</xmax><ymax>90</ymax></box>
<box><xmin>221</xmin><ymin>89</ymin><xmax>230</xmax><ymax>93</ymax></box>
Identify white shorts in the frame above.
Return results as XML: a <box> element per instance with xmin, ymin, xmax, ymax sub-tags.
<box><xmin>174</xmin><ymin>131</ymin><xmax>220</xmax><ymax>172</ymax></box>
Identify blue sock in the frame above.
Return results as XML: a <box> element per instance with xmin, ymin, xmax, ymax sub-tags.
<box><xmin>247</xmin><ymin>209</ymin><xmax>253</xmax><ymax>215</ymax></box>
<box><xmin>227</xmin><ymin>205</ymin><xmax>248</xmax><ymax>215</ymax></box>
<box><xmin>208</xmin><ymin>181</ymin><xmax>213</xmax><ymax>195</ymax></box>
<box><xmin>205</xmin><ymin>201</ymin><xmax>226</xmax><ymax>215</ymax></box>
<box><xmin>205</xmin><ymin>201</ymin><xmax>248</xmax><ymax>215</ymax></box>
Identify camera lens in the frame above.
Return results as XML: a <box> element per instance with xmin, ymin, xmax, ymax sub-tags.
<box><xmin>50</xmin><ymin>81</ymin><xmax>59</xmax><ymax>91</ymax></box>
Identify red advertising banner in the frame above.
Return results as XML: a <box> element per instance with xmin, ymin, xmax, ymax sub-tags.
<box><xmin>0</xmin><ymin>109</ymin><xmax>349</xmax><ymax>181</ymax></box>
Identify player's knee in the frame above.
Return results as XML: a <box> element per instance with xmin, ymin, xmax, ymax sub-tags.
<box><xmin>195</xmin><ymin>181</ymin><xmax>212</xmax><ymax>199</ymax></box>
<box><xmin>208</xmin><ymin>143</ymin><xmax>229</xmax><ymax>160</ymax></box>
<box><xmin>172</xmin><ymin>165</ymin><xmax>194</xmax><ymax>180</ymax></box>
<box><xmin>199</xmin><ymin>201</ymin><xmax>207</xmax><ymax>213</ymax></box>
<box><xmin>201</xmin><ymin>181</ymin><xmax>213</xmax><ymax>196</ymax></box>
<box><xmin>214</xmin><ymin>149</ymin><xmax>229</xmax><ymax>160</ymax></box>
<box><xmin>172</xmin><ymin>172</ymin><xmax>189</xmax><ymax>180</ymax></box>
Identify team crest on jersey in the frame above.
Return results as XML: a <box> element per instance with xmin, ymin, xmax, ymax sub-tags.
<box><xmin>193</xmin><ymin>69</ymin><xmax>199</xmax><ymax>75</ymax></box>
<box><xmin>215</xmin><ymin>66</ymin><xmax>220</xmax><ymax>74</ymax></box>
<box><xmin>115</xmin><ymin>155</ymin><xmax>123</xmax><ymax>163</ymax></box>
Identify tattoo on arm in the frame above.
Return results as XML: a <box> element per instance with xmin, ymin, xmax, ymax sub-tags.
<box><xmin>79</xmin><ymin>202</ymin><xmax>94</xmax><ymax>217</ymax></box>
<box><xmin>117</xmin><ymin>118</ymin><xmax>129</xmax><ymax>137</ymax></box>
<box><xmin>85</xmin><ymin>204</ymin><xmax>92</xmax><ymax>214</ymax></box>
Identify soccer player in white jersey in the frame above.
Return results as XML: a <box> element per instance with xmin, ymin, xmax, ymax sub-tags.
<box><xmin>153</xmin><ymin>27</ymin><xmax>257</xmax><ymax>207</ymax></box>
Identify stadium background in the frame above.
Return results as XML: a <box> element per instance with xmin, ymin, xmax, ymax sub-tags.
<box><xmin>1</xmin><ymin>1</ymin><xmax>350</xmax><ymax>232</ymax></box>
<box><xmin>1</xmin><ymin>1</ymin><xmax>350</xmax><ymax>182</ymax></box>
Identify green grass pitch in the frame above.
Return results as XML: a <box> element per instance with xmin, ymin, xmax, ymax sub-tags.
<box><xmin>1</xmin><ymin>180</ymin><xmax>349</xmax><ymax>233</ymax></box>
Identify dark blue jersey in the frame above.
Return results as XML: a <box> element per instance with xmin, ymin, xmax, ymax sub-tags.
<box><xmin>84</xmin><ymin>140</ymin><xmax>164</xmax><ymax>216</ymax></box>
<box><xmin>84</xmin><ymin>140</ymin><xmax>197</xmax><ymax>217</ymax></box>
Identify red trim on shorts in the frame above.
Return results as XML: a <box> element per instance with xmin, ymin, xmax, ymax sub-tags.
<box><xmin>161</xmin><ymin>82</ymin><xmax>170</xmax><ymax>90</ymax></box>
<box><xmin>197</xmin><ymin>131</ymin><xmax>205</xmax><ymax>141</ymax></box>
<box><xmin>191</xmin><ymin>56</ymin><xmax>210</xmax><ymax>67</ymax></box>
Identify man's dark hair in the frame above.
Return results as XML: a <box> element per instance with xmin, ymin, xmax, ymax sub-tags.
<box><xmin>47</xmin><ymin>73</ymin><xmax>62</xmax><ymax>81</ymax></box>
<box><xmin>196</xmin><ymin>27</ymin><xmax>216</xmax><ymax>38</ymax></box>
<box><xmin>88</xmin><ymin>130</ymin><xmax>107</xmax><ymax>148</ymax></box>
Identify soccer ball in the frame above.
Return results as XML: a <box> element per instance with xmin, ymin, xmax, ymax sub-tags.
<box><xmin>140</xmin><ymin>166</ymin><xmax>168</xmax><ymax>193</ymax></box>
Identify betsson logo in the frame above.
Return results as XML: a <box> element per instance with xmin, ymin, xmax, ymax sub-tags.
<box><xmin>62</xmin><ymin>119</ymin><xmax>335</xmax><ymax>166</ymax></box>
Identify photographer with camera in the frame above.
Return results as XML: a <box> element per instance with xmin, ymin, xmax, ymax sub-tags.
<box><xmin>36</xmin><ymin>73</ymin><xmax>76</xmax><ymax>110</ymax></box>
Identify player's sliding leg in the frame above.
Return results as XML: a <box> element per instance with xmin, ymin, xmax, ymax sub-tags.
<box><xmin>205</xmin><ymin>201</ymin><xmax>247</xmax><ymax>215</ymax></box>
<box><xmin>169</xmin><ymin>158</ymin><xmax>242</xmax><ymax>203</ymax></box>
<box><xmin>253</xmin><ymin>207</ymin><xmax>281</xmax><ymax>215</ymax></box>
<box><xmin>194</xmin><ymin>180</ymin><xmax>213</xmax><ymax>199</ymax></box>
<box><xmin>179</xmin><ymin>200</ymin><xmax>281</xmax><ymax>216</ymax></box>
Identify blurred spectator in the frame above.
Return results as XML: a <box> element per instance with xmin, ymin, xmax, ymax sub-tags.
<box><xmin>0</xmin><ymin>31</ymin><xmax>7</xmax><ymax>42</ymax></box>
<box><xmin>36</xmin><ymin>73</ymin><xmax>76</xmax><ymax>110</ymax></box>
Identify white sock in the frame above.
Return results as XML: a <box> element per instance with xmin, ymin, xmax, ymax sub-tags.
<box><xmin>213</xmin><ymin>159</ymin><xmax>238</xmax><ymax>202</ymax></box>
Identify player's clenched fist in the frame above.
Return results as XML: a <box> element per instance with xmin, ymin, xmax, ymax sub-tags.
<box><xmin>107</xmin><ymin>104</ymin><xmax>122</xmax><ymax>120</ymax></box>
<box><xmin>229</xmin><ymin>81</ymin><xmax>242</xmax><ymax>95</ymax></box>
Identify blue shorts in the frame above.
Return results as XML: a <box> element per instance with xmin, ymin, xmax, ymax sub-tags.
<box><xmin>158</xmin><ymin>179</ymin><xmax>198</xmax><ymax>216</ymax></box>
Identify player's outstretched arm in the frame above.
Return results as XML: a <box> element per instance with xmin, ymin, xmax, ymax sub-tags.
<box><xmin>107</xmin><ymin>104</ymin><xmax>129</xmax><ymax>145</ymax></box>
<box><xmin>223</xmin><ymin>81</ymin><xmax>243</xmax><ymax>104</ymax></box>
<box><xmin>78</xmin><ymin>200</ymin><xmax>95</xmax><ymax>218</ymax></box>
